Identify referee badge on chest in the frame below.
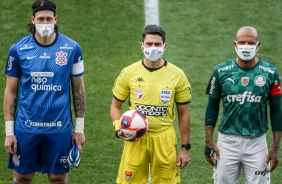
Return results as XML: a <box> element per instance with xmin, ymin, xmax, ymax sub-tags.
<box><xmin>134</xmin><ymin>89</ymin><xmax>143</xmax><ymax>100</ymax></box>
<box><xmin>241</xmin><ymin>77</ymin><xmax>249</xmax><ymax>86</ymax></box>
<box><xmin>160</xmin><ymin>90</ymin><xmax>172</xmax><ymax>104</ymax></box>
<box><xmin>55</xmin><ymin>51</ymin><xmax>68</xmax><ymax>66</ymax></box>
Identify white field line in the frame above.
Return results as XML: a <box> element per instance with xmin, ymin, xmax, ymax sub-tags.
<box><xmin>144</xmin><ymin>1</ymin><xmax>159</xmax><ymax>183</ymax></box>
<box><xmin>144</xmin><ymin>0</ymin><xmax>159</xmax><ymax>26</ymax></box>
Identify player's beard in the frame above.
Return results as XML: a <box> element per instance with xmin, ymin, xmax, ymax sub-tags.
<box><xmin>43</xmin><ymin>36</ymin><xmax>48</xmax><ymax>43</ymax></box>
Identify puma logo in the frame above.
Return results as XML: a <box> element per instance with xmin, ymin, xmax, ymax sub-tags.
<box><xmin>227</xmin><ymin>78</ymin><xmax>236</xmax><ymax>84</ymax></box>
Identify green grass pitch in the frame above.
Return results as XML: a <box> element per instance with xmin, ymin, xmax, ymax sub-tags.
<box><xmin>0</xmin><ymin>0</ymin><xmax>281</xmax><ymax>183</ymax></box>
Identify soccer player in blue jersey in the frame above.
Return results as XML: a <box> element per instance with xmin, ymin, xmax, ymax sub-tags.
<box><xmin>204</xmin><ymin>26</ymin><xmax>282</xmax><ymax>184</ymax></box>
<box><xmin>3</xmin><ymin>0</ymin><xmax>86</xmax><ymax>183</ymax></box>
<box><xmin>110</xmin><ymin>25</ymin><xmax>192</xmax><ymax>184</ymax></box>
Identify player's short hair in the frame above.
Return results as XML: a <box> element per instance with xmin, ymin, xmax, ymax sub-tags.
<box><xmin>142</xmin><ymin>25</ymin><xmax>166</xmax><ymax>43</ymax></box>
<box><xmin>27</xmin><ymin>0</ymin><xmax>58</xmax><ymax>33</ymax></box>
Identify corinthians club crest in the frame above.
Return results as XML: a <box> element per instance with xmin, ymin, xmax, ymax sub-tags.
<box><xmin>55</xmin><ymin>51</ymin><xmax>68</xmax><ymax>66</ymax></box>
<box><xmin>241</xmin><ymin>76</ymin><xmax>249</xmax><ymax>86</ymax></box>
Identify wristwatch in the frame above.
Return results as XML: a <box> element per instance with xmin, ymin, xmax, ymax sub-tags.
<box><xmin>181</xmin><ymin>143</ymin><xmax>191</xmax><ymax>150</ymax></box>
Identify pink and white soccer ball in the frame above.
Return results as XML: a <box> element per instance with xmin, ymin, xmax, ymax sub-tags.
<box><xmin>119</xmin><ymin>110</ymin><xmax>148</xmax><ymax>139</ymax></box>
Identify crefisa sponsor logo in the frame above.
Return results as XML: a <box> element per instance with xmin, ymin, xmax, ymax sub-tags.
<box><xmin>259</xmin><ymin>65</ymin><xmax>274</xmax><ymax>74</ymax></box>
<box><xmin>255</xmin><ymin>169</ymin><xmax>270</xmax><ymax>176</ymax></box>
<box><xmin>226</xmin><ymin>91</ymin><xmax>262</xmax><ymax>104</ymax></box>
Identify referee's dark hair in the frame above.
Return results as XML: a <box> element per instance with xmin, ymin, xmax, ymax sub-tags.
<box><xmin>142</xmin><ymin>25</ymin><xmax>166</xmax><ymax>43</ymax></box>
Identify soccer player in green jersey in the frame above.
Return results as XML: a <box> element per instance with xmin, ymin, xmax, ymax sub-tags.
<box><xmin>204</xmin><ymin>26</ymin><xmax>282</xmax><ymax>184</ymax></box>
<box><xmin>110</xmin><ymin>25</ymin><xmax>192</xmax><ymax>184</ymax></box>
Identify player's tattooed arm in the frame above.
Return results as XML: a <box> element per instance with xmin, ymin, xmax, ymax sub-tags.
<box><xmin>9</xmin><ymin>98</ymin><xmax>17</xmax><ymax>120</ymax></box>
<box><xmin>71</xmin><ymin>76</ymin><xmax>86</xmax><ymax>118</ymax></box>
<box><xmin>205</xmin><ymin>125</ymin><xmax>215</xmax><ymax>148</ymax></box>
<box><xmin>4</xmin><ymin>97</ymin><xmax>17</xmax><ymax>120</ymax></box>
<box><xmin>4</xmin><ymin>76</ymin><xmax>20</xmax><ymax>121</ymax></box>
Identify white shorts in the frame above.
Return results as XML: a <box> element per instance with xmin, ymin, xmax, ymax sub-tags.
<box><xmin>213</xmin><ymin>132</ymin><xmax>270</xmax><ymax>184</ymax></box>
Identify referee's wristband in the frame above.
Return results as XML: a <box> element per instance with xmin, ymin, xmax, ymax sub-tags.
<box><xmin>5</xmin><ymin>121</ymin><xmax>15</xmax><ymax>136</ymax></box>
<box><xmin>112</xmin><ymin>120</ymin><xmax>120</xmax><ymax>131</ymax></box>
<box><xmin>115</xmin><ymin>130</ymin><xmax>120</xmax><ymax>138</ymax></box>
<box><xmin>204</xmin><ymin>146</ymin><xmax>215</xmax><ymax>157</ymax></box>
<box><xmin>74</xmin><ymin>118</ymin><xmax>84</xmax><ymax>133</ymax></box>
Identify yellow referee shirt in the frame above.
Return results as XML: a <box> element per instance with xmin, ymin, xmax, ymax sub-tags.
<box><xmin>113</xmin><ymin>60</ymin><xmax>192</xmax><ymax>132</ymax></box>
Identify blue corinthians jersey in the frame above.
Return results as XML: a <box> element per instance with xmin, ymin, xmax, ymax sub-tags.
<box><xmin>5</xmin><ymin>33</ymin><xmax>84</xmax><ymax>134</ymax></box>
<box><xmin>206</xmin><ymin>58</ymin><xmax>282</xmax><ymax>137</ymax></box>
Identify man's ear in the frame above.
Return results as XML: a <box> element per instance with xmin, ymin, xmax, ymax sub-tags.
<box><xmin>54</xmin><ymin>15</ymin><xmax>58</xmax><ymax>24</ymax></box>
<box><xmin>163</xmin><ymin>43</ymin><xmax>167</xmax><ymax>50</ymax></box>
<box><xmin>30</xmin><ymin>16</ymin><xmax>35</xmax><ymax>24</ymax></box>
<box><xmin>140</xmin><ymin>42</ymin><xmax>144</xmax><ymax>50</ymax></box>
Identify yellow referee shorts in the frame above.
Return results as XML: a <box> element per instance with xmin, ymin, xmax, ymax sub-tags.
<box><xmin>116</xmin><ymin>126</ymin><xmax>180</xmax><ymax>184</ymax></box>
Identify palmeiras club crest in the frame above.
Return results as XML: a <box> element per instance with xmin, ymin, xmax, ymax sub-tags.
<box><xmin>254</xmin><ymin>75</ymin><xmax>266</xmax><ymax>87</ymax></box>
<box><xmin>55</xmin><ymin>51</ymin><xmax>68</xmax><ymax>66</ymax></box>
<box><xmin>241</xmin><ymin>76</ymin><xmax>249</xmax><ymax>86</ymax></box>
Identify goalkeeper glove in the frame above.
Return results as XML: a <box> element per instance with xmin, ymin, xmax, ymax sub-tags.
<box><xmin>67</xmin><ymin>143</ymin><xmax>81</xmax><ymax>168</ymax></box>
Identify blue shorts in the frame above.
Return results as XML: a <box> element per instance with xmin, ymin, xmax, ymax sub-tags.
<box><xmin>7</xmin><ymin>130</ymin><xmax>72</xmax><ymax>174</ymax></box>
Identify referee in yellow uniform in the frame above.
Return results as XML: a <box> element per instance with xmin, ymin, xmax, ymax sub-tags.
<box><xmin>110</xmin><ymin>24</ymin><xmax>192</xmax><ymax>184</ymax></box>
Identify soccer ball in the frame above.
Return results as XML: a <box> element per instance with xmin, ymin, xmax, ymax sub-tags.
<box><xmin>119</xmin><ymin>110</ymin><xmax>148</xmax><ymax>139</ymax></box>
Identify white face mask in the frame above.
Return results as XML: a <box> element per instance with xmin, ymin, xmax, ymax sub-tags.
<box><xmin>35</xmin><ymin>24</ymin><xmax>55</xmax><ymax>38</ymax></box>
<box><xmin>235</xmin><ymin>42</ymin><xmax>258</xmax><ymax>62</ymax></box>
<box><xmin>142</xmin><ymin>44</ymin><xmax>165</xmax><ymax>62</ymax></box>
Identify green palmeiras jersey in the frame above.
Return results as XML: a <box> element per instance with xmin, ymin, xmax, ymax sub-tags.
<box><xmin>113</xmin><ymin>60</ymin><xmax>192</xmax><ymax>132</ymax></box>
<box><xmin>206</xmin><ymin>58</ymin><xmax>282</xmax><ymax>137</ymax></box>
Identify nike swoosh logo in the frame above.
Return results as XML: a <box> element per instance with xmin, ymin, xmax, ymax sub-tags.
<box><xmin>27</xmin><ymin>56</ymin><xmax>36</xmax><ymax>60</ymax></box>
